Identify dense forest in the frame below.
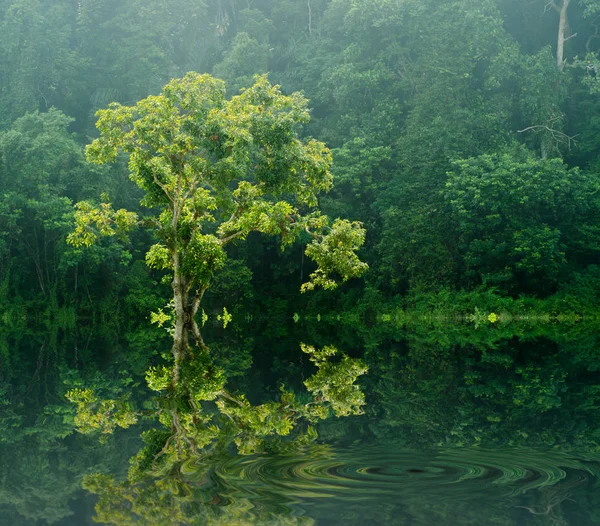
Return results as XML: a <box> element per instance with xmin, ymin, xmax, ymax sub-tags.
<box><xmin>3</xmin><ymin>0</ymin><xmax>600</xmax><ymax>322</ymax></box>
<box><xmin>5</xmin><ymin>1</ymin><xmax>600</xmax><ymax>525</ymax></box>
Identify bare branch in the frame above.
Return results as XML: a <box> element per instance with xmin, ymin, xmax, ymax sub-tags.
<box><xmin>152</xmin><ymin>432</ymin><xmax>176</xmax><ymax>467</ymax></box>
<box><xmin>517</xmin><ymin>124</ymin><xmax>579</xmax><ymax>151</ymax></box>
<box><xmin>556</xmin><ymin>0</ymin><xmax>571</xmax><ymax>70</ymax></box>
<box><xmin>564</xmin><ymin>32</ymin><xmax>577</xmax><ymax>42</ymax></box>
<box><xmin>225</xmin><ymin>205</ymin><xmax>242</xmax><ymax>225</ymax></box>
<box><xmin>543</xmin><ymin>0</ymin><xmax>560</xmax><ymax>15</ymax></box>
<box><xmin>191</xmin><ymin>320</ymin><xmax>207</xmax><ymax>350</ymax></box>
<box><xmin>36</xmin><ymin>82</ymin><xmax>49</xmax><ymax>109</ymax></box>
<box><xmin>181</xmin><ymin>176</ymin><xmax>197</xmax><ymax>204</ymax></box>
<box><xmin>190</xmin><ymin>286</ymin><xmax>208</xmax><ymax>349</ymax></box>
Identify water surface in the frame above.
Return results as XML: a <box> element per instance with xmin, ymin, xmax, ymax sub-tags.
<box><xmin>2</xmin><ymin>317</ymin><xmax>600</xmax><ymax>525</ymax></box>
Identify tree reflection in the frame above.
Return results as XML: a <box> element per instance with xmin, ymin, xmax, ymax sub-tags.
<box><xmin>81</xmin><ymin>458</ymin><xmax>318</xmax><ymax>526</ymax></box>
<box><xmin>66</xmin><ymin>342</ymin><xmax>366</xmax><ymax>524</ymax></box>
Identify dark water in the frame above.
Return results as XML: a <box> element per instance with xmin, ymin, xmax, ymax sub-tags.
<box><xmin>3</xmin><ymin>316</ymin><xmax>600</xmax><ymax>525</ymax></box>
<box><xmin>178</xmin><ymin>445</ymin><xmax>599</xmax><ymax>525</ymax></box>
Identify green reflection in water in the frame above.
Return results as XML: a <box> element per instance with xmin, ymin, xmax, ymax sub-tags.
<box><xmin>82</xmin><ymin>443</ymin><xmax>600</xmax><ymax>525</ymax></box>
<box><xmin>64</xmin><ymin>333</ymin><xmax>366</xmax><ymax>525</ymax></box>
<box><xmin>3</xmin><ymin>317</ymin><xmax>600</xmax><ymax>524</ymax></box>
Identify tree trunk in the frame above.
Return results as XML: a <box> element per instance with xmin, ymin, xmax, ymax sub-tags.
<box><xmin>171</xmin><ymin>256</ymin><xmax>209</xmax><ymax>383</ymax></box>
<box><xmin>541</xmin><ymin>139</ymin><xmax>548</xmax><ymax>159</ymax></box>
<box><xmin>190</xmin><ymin>286</ymin><xmax>208</xmax><ymax>350</ymax></box>
<box><xmin>557</xmin><ymin>0</ymin><xmax>570</xmax><ymax>71</ymax></box>
<box><xmin>171</xmin><ymin>253</ymin><xmax>190</xmax><ymax>384</ymax></box>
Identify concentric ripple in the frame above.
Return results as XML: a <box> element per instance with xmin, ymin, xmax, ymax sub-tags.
<box><xmin>213</xmin><ymin>446</ymin><xmax>595</xmax><ymax>493</ymax></box>
<box><xmin>183</xmin><ymin>445</ymin><xmax>600</xmax><ymax>524</ymax></box>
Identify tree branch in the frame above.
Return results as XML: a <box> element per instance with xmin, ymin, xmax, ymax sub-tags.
<box><xmin>219</xmin><ymin>230</ymin><xmax>245</xmax><ymax>245</ymax></box>
<box><xmin>151</xmin><ymin>168</ymin><xmax>174</xmax><ymax>204</ymax></box>
<box><xmin>191</xmin><ymin>320</ymin><xmax>207</xmax><ymax>350</ymax></box>
<box><xmin>564</xmin><ymin>32</ymin><xmax>577</xmax><ymax>43</ymax></box>
<box><xmin>191</xmin><ymin>287</ymin><xmax>207</xmax><ymax>317</ymax></box>
<box><xmin>219</xmin><ymin>390</ymin><xmax>245</xmax><ymax>407</ymax></box>
<box><xmin>181</xmin><ymin>177</ymin><xmax>197</xmax><ymax>204</ymax></box>
<box><xmin>304</xmin><ymin>226</ymin><xmax>320</xmax><ymax>240</ymax></box>
<box><xmin>543</xmin><ymin>0</ymin><xmax>560</xmax><ymax>14</ymax></box>
<box><xmin>190</xmin><ymin>286</ymin><xmax>208</xmax><ymax>349</ymax></box>
<box><xmin>517</xmin><ymin>124</ymin><xmax>578</xmax><ymax>151</ymax></box>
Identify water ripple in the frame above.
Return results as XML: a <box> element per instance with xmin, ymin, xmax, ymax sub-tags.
<box><xmin>182</xmin><ymin>445</ymin><xmax>600</xmax><ymax>525</ymax></box>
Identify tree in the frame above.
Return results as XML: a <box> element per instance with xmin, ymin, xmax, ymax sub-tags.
<box><xmin>68</xmin><ymin>72</ymin><xmax>367</xmax><ymax>378</ymax></box>
<box><xmin>443</xmin><ymin>147</ymin><xmax>600</xmax><ymax>293</ymax></box>
<box><xmin>0</xmin><ymin>108</ymin><xmax>84</xmax><ymax>298</ymax></box>
<box><xmin>364</xmin><ymin>0</ymin><xmax>520</xmax><ymax>291</ymax></box>
<box><xmin>544</xmin><ymin>0</ymin><xmax>574</xmax><ymax>71</ymax></box>
<box><xmin>212</xmin><ymin>9</ymin><xmax>274</xmax><ymax>94</ymax></box>
<box><xmin>0</xmin><ymin>0</ymin><xmax>77</xmax><ymax>128</ymax></box>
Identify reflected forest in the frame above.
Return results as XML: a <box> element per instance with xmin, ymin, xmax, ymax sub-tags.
<box><xmin>4</xmin><ymin>0</ymin><xmax>600</xmax><ymax>525</ymax></box>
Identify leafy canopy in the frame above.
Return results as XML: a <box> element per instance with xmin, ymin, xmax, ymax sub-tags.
<box><xmin>444</xmin><ymin>147</ymin><xmax>600</xmax><ymax>292</ymax></box>
<box><xmin>68</xmin><ymin>72</ymin><xmax>367</xmax><ymax>295</ymax></box>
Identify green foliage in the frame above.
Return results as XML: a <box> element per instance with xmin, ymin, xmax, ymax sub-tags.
<box><xmin>81</xmin><ymin>467</ymin><xmax>316</xmax><ymax>526</ymax></box>
<box><xmin>6</xmin><ymin>2</ymin><xmax>600</xmax><ymax>523</ymax></box>
<box><xmin>214</xmin><ymin>31</ymin><xmax>270</xmax><ymax>93</ymax></box>
<box><xmin>182</xmin><ymin>233</ymin><xmax>226</xmax><ymax>287</ymax></box>
<box><xmin>444</xmin><ymin>147</ymin><xmax>600</xmax><ymax>293</ymax></box>
<box><xmin>5</xmin><ymin>0</ymin><xmax>600</xmax><ymax>311</ymax></box>
<box><xmin>71</xmin><ymin>72</ymin><xmax>367</xmax><ymax>303</ymax></box>
<box><xmin>301</xmin><ymin>343</ymin><xmax>368</xmax><ymax>417</ymax></box>
<box><xmin>68</xmin><ymin>199</ymin><xmax>138</xmax><ymax>248</ymax></box>
<box><xmin>216</xmin><ymin>307</ymin><xmax>232</xmax><ymax>328</ymax></box>
<box><xmin>206</xmin><ymin>258</ymin><xmax>253</xmax><ymax>305</ymax></box>
<box><xmin>145</xmin><ymin>366</ymin><xmax>172</xmax><ymax>392</ymax></box>
<box><xmin>302</xmin><ymin>219</ymin><xmax>368</xmax><ymax>292</ymax></box>
<box><xmin>150</xmin><ymin>307</ymin><xmax>172</xmax><ymax>329</ymax></box>
<box><xmin>179</xmin><ymin>349</ymin><xmax>227</xmax><ymax>402</ymax></box>
<box><xmin>145</xmin><ymin>243</ymin><xmax>172</xmax><ymax>270</ymax></box>
<box><xmin>65</xmin><ymin>339</ymin><xmax>367</xmax><ymax>505</ymax></box>
<box><xmin>0</xmin><ymin>109</ymin><xmax>84</xmax><ymax>297</ymax></box>
<box><xmin>65</xmin><ymin>388</ymin><xmax>138</xmax><ymax>440</ymax></box>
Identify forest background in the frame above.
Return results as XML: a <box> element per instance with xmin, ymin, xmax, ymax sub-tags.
<box><xmin>5</xmin><ymin>2</ymin><xmax>600</xmax><ymax>524</ymax></box>
<box><xmin>3</xmin><ymin>0</ymin><xmax>600</xmax><ymax>321</ymax></box>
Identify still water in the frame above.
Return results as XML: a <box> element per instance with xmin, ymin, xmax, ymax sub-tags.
<box><xmin>2</xmin><ymin>315</ymin><xmax>600</xmax><ymax>525</ymax></box>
